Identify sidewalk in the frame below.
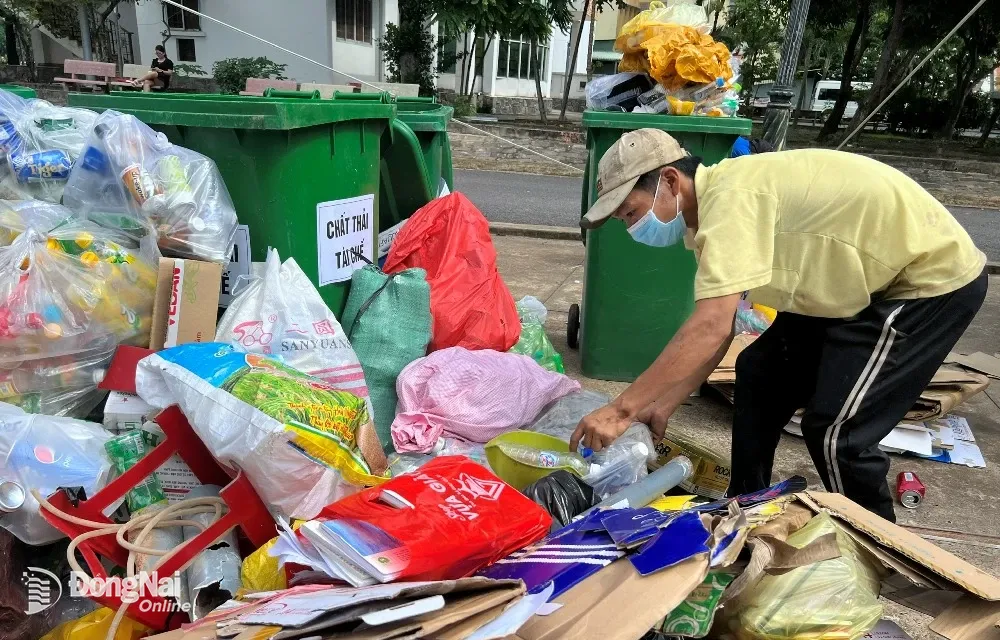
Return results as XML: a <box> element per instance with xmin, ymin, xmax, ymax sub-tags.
<box><xmin>493</xmin><ymin>233</ymin><xmax>1000</xmax><ymax>639</ymax></box>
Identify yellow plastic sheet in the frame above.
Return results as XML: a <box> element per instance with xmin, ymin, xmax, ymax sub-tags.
<box><xmin>615</xmin><ymin>1</ymin><xmax>732</xmax><ymax>91</ymax></box>
<box><xmin>40</xmin><ymin>607</ymin><xmax>149</xmax><ymax>640</ymax></box>
<box><xmin>241</xmin><ymin>520</ymin><xmax>303</xmax><ymax>593</ymax></box>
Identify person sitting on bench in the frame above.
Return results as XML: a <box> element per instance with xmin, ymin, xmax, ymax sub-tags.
<box><xmin>132</xmin><ymin>45</ymin><xmax>174</xmax><ymax>92</ymax></box>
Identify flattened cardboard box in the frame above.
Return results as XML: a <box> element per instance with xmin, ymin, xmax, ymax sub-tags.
<box><xmin>150</xmin><ymin>258</ymin><xmax>223</xmax><ymax>350</ymax></box>
<box><xmin>798</xmin><ymin>491</ymin><xmax>1000</xmax><ymax>640</ymax></box>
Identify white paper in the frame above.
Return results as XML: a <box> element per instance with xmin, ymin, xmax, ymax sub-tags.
<box><xmin>949</xmin><ymin>440</ymin><xmax>987</xmax><ymax>468</ymax></box>
<box><xmin>219</xmin><ymin>224</ymin><xmax>251</xmax><ymax>307</ymax></box>
<box><xmin>865</xmin><ymin>619</ymin><xmax>913</xmax><ymax>639</ymax></box>
<box><xmin>466</xmin><ymin>583</ymin><xmax>555</xmax><ymax>640</ymax></box>
<box><xmin>929</xmin><ymin>424</ymin><xmax>955</xmax><ymax>449</ymax></box>
<box><xmin>936</xmin><ymin>415</ymin><xmax>975</xmax><ymax>442</ymax></box>
<box><xmin>536</xmin><ymin>602</ymin><xmax>563</xmax><ymax>616</ymax></box>
<box><xmin>378</xmin><ymin>220</ymin><xmax>406</xmax><ymax>259</ymax></box>
<box><xmin>878</xmin><ymin>427</ymin><xmax>933</xmax><ymax>456</ymax></box>
<box><xmin>238</xmin><ymin>582</ymin><xmax>434</xmax><ymax>627</ymax></box>
<box><xmin>316</xmin><ymin>194</ymin><xmax>375</xmax><ymax>286</ymax></box>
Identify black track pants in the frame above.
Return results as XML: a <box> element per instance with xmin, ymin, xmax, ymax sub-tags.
<box><xmin>727</xmin><ymin>270</ymin><xmax>988</xmax><ymax>521</ymax></box>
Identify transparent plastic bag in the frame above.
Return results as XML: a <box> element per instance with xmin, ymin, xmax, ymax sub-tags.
<box><xmin>0</xmin><ymin>217</ymin><xmax>157</xmax><ymax>416</ymax></box>
<box><xmin>735</xmin><ymin>299</ymin><xmax>773</xmax><ymax>335</ymax></box>
<box><xmin>0</xmin><ymin>92</ymin><xmax>97</xmax><ymax>204</ymax></box>
<box><xmin>529</xmin><ymin>390</ymin><xmax>656</xmax><ymax>465</ymax></box>
<box><xmin>63</xmin><ymin>110</ymin><xmax>238</xmax><ymax>264</ymax></box>
<box><xmin>582</xmin><ymin>440</ymin><xmax>650</xmax><ymax>499</ymax></box>
<box><xmin>0</xmin><ymin>402</ymin><xmax>116</xmax><ymax>545</ymax></box>
<box><xmin>509</xmin><ymin>296</ymin><xmax>564</xmax><ymax>374</ymax></box>
<box><xmin>727</xmin><ymin>513</ymin><xmax>884</xmax><ymax>640</ymax></box>
<box><xmin>0</xmin><ymin>200</ymin><xmax>80</xmax><ymax>247</ymax></box>
<box><xmin>585</xmin><ymin>73</ymin><xmax>655</xmax><ymax>111</ymax></box>
<box><xmin>387</xmin><ymin>438</ymin><xmax>489</xmax><ymax>476</ymax></box>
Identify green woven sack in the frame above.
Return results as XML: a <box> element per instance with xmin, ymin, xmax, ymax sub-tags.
<box><xmin>341</xmin><ymin>265</ymin><xmax>431</xmax><ymax>454</ymax></box>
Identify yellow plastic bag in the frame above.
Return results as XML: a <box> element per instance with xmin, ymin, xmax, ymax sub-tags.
<box><xmin>241</xmin><ymin>520</ymin><xmax>303</xmax><ymax>593</ymax></box>
<box><xmin>727</xmin><ymin>513</ymin><xmax>884</xmax><ymax>640</ymax></box>
<box><xmin>40</xmin><ymin>607</ymin><xmax>149</xmax><ymax>640</ymax></box>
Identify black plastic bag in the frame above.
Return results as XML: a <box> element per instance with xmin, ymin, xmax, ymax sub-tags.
<box><xmin>523</xmin><ymin>470</ymin><xmax>597</xmax><ymax>528</ymax></box>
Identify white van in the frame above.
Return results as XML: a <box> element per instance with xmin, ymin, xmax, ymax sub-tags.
<box><xmin>752</xmin><ymin>79</ymin><xmax>871</xmax><ymax>120</ymax></box>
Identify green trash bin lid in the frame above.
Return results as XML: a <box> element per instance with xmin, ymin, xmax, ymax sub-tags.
<box><xmin>395</xmin><ymin>99</ymin><xmax>453</xmax><ymax>132</ymax></box>
<box><xmin>582</xmin><ymin>110</ymin><xmax>751</xmax><ymax>135</ymax></box>
<box><xmin>67</xmin><ymin>93</ymin><xmax>395</xmax><ymax>130</ymax></box>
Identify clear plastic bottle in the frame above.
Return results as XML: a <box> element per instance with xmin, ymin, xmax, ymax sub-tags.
<box><xmin>497</xmin><ymin>442</ymin><xmax>591</xmax><ymax>477</ymax></box>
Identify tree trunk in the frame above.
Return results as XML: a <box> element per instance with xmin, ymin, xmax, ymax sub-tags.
<box><xmin>4</xmin><ymin>20</ymin><xmax>18</xmax><ymax>65</ymax></box>
<box><xmin>559</xmin><ymin>0</ymin><xmax>591</xmax><ymax>121</ymax></box>
<box><xmin>851</xmin><ymin>0</ymin><xmax>905</xmax><ymax>133</ymax></box>
<box><xmin>793</xmin><ymin>39</ymin><xmax>813</xmax><ymax>126</ymax></box>
<box><xmin>940</xmin><ymin>49</ymin><xmax>978</xmax><ymax>139</ymax></box>
<box><xmin>532</xmin><ymin>40</ymin><xmax>547</xmax><ymax>124</ymax></box>
<box><xmin>458</xmin><ymin>35</ymin><xmax>471</xmax><ymax>96</ymax></box>
<box><xmin>585</xmin><ymin>13</ymin><xmax>596</xmax><ymax>82</ymax></box>
<box><xmin>818</xmin><ymin>0</ymin><xmax>871</xmax><ymax>141</ymax></box>
<box><xmin>472</xmin><ymin>35</ymin><xmax>493</xmax><ymax>99</ymax></box>
<box><xmin>977</xmin><ymin>100</ymin><xmax>1000</xmax><ymax>147</ymax></box>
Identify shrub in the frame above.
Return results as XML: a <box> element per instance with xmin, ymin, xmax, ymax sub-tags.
<box><xmin>212</xmin><ymin>57</ymin><xmax>287</xmax><ymax>95</ymax></box>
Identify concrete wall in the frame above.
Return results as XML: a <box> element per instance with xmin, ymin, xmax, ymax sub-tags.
<box><xmin>134</xmin><ymin>0</ymin><xmax>394</xmax><ymax>85</ymax></box>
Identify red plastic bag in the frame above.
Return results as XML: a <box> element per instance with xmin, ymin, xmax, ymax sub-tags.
<box><xmin>311</xmin><ymin>456</ymin><xmax>552</xmax><ymax>582</ymax></box>
<box><xmin>384</xmin><ymin>193</ymin><xmax>521</xmax><ymax>352</ymax></box>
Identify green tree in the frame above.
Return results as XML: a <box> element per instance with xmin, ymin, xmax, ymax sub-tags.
<box><xmin>508</xmin><ymin>0</ymin><xmax>572</xmax><ymax>123</ymax></box>
<box><xmin>380</xmin><ymin>0</ymin><xmax>437</xmax><ymax>95</ymax></box>
<box><xmin>817</xmin><ymin>0</ymin><xmax>874</xmax><ymax>140</ymax></box>
<box><xmin>718</xmin><ymin>0</ymin><xmax>789</xmax><ymax>111</ymax></box>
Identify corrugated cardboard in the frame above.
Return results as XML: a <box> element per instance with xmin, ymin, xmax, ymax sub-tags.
<box><xmin>150</xmin><ymin>258</ymin><xmax>222</xmax><ymax>350</ymax></box>
<box><xmin>928</xmin><ymin>594</ymin><xmax>1000</xmax><ymax>639</ymax></box>
<box><xmin>511</xmin><ymin>556</ymin><xmax>708</xmax><ymax>640</ymax></box>
<box><xmin>651</xmin><ymin>430</ymin><xmax>731</xmax><ymax>499</ymax></box>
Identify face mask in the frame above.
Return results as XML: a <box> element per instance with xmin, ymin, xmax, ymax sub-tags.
<box><xmin>627</xmin><ymin>178</ymin><xmax>686</xmax><ymax>248</ymax></box>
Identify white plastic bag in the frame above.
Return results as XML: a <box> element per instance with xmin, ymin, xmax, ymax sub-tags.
<box><xmin>0</xmin><ymin>402</ymin><xmax>115</xmax><ymax>544</ymax></box>
<box><xmin>215</xmin><ymin>249</ymin><xmax>372</xmax><ymax>415</ymax></box>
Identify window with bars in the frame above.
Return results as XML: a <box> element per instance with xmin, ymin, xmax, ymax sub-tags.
<box><xmin>166</xmin><ymin>0</ymin><xmax>200</xmax><ymax>30</ymax></box>
<box><xmin>337</xmin><ymin>0</ymin><xmax>373</xmax><ymax>43</ymax></box>
<box><xmin>495</xmin><ymin>36</ymin><xmax>548</xmax><ymax>80</ymax></box>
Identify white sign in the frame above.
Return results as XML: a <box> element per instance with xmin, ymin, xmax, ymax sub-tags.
<box><xmin>317</xmin><ymin>195</ymin><xmax>374</xmax><ymax>285</ymax></box>
<box><xmin>219</xmin><ymin>225</ymin><xmax>251</xmax><ymax>307</ymax></box>
<box><xmin>378</xmin><ymin>220</ymin><xmax>406</xmax><ymax>259</ymax></box>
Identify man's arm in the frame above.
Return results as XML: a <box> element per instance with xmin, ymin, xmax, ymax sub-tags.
<box><xmin>570</xmin><ymin>292</ymin><xmax>740</xmax><ymax>451</ymax></box>
<box><xmin>636</xmin><ymin>328</ymin><xmax>734</xmax><ymax>441</ymax></box>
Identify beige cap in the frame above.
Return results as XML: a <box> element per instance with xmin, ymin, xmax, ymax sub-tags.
<box><xmin>581</xmin><ymin>129</ymin><xmax>688</xmax><ymax>230</ymax></box>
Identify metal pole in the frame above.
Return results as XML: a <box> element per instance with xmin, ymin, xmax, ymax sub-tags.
<box><xmin>762</xmin><ymin>0</ymin><xmax>810</xmax><ymax>150</ymax></box>
<box><xmin>77</xmin><ymin>5</ymin><xmax>93</xmax><ymax>60</ymax></box>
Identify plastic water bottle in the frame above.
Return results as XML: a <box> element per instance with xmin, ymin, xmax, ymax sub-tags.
<box><xmin>581</xmin><ymin>455</ymin><xmax>694</xmax><ymax>516</ymax></box>
<box><xmin>497</xmin><ymin>442</ymin><xmax>592</xmax><ymax>477</ymax></box>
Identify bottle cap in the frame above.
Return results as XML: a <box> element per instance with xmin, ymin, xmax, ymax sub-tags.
<box><xmin>580</xmin><ymin>446</ymin><xmax>594</xmax><ymax>459</ymax></box>
<box><xmin>632</xmin><ymin>442</ymin><xmax>649</xmax><ymax>458</ymax></box>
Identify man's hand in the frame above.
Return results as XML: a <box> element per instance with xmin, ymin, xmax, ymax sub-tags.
<box><xmin>635</xmin><ymin>401</ymin><xmax>671</xmax><ymax>443</ymax></box>
<box><xmin>570</xmin><ymin>403</ymin><xmax>633</xmax><ymax>453</ymax></box>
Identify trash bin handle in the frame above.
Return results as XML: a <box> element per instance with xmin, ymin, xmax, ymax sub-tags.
<box><xmin>332</xmin><ymin>91</ymin><xmax>395</xmax><ymax>104</ymax></box>
<box><xmin>396</xmin><ymin>96</ymin><xmax>436</xmax><ymax>104</ymax></box>
<box><xmin>262</xmin><ymin>88</ymin><xmax>321</xmax><ymax>99</ymax></box>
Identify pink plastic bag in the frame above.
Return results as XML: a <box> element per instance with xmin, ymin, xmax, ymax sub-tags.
<box><xmin>391</xmin><ymin>347</ymin><xmax>581</xmax><ymax>453</ymax></box>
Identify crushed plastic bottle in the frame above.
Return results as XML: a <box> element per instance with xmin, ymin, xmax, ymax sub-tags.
<box><xmin>497</xmin><ymin>442</ymin><xmax>591</xmax><ymax>477</ymax></box>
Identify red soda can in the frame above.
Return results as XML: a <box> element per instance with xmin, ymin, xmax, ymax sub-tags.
<box><xmin>896</xmin><ymin>471</ymin><xmax>925</xmax><ymax>508</ymax></box>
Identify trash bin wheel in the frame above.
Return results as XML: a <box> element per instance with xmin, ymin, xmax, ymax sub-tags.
<box><xmin>567</xmin><ymin>303</ymin><xmax>581</xmax><ymax>350</ymax></box>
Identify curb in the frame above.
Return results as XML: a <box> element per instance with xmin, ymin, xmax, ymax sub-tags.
<box><xmin>490</xmin><ymin>225</ymin><xmax>1000</xmax><ymax>277</ymax></box>
<box><xmin>490</xmin><ymin>222</ymin><xmax>581</xmax><ymax>241</ymax></box>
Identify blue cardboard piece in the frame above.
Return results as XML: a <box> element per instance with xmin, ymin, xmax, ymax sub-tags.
<box><xmin>600</xmin><ymin>507</ymin><xmax>673</xmax><ymax>548</ymax></box>
<box><xmin>690</xmin><ymin>476</ymin><xmax>808</xmax><ymax>513</ymax></box>
<box><xmin>629</xmin><ymin>511</ymin><xmax>711</xmax><ymax>576</ymax></box>
<box><xmin>478</xmin><ymin>516</ymin><xmax>625</xmax><ymax>598</ymax></box>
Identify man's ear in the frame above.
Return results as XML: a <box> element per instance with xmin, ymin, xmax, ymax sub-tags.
<box><xmin>660</xmin><ymin>166</ymin><xmax>681</xmax><ymax>196</ymax></box>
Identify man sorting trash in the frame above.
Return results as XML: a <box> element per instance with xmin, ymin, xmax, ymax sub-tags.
<box><xmin>569</xmin><ymin>129</ymin><xmax>987</xmax><ymax>521</ymax></box>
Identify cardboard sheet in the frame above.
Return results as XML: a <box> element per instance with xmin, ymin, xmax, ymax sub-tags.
<box><xmin>946</xmin><ymin>351</ymin><xmax>1000</xmax><ymax>379</ymax></box>
<box><xmin>803</xmin><ymin>492</ymin><xmax>1000</xmax><ymax>601</ymax></box>
<box><xmin>928</xmin><ymin>594</ymin><xmax>1000</xmax><ymax>640</ymax></box>
<box><xmin>512</xmin><ymin>556</ymin><xmax>709</xmax><ymax>640</ymax></box>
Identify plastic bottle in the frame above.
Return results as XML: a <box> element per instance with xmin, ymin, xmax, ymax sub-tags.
<box><xmin>583</xmin><ymin>442</ymin><xmax>651</xmax><ymax>499</ymax></box>
<box><xmin>496</xmin><ymin>442</ymin><xmax>591</xmax><ymax>477</ymax></box>
<box><xmin>0</xmin><ymin>364</ymin><xmax>105</xmax><ymax>396</ymax></box>
<box><xmin>581</xmin><ymin>455</ymin><xmax>694</xmax><ymax>516</ymax></box>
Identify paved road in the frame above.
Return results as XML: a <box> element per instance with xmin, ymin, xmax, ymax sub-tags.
<box><xmin>455</xmin><ymin>169</ymin><xmax>1000</xmax><ymax>261</ymax></box>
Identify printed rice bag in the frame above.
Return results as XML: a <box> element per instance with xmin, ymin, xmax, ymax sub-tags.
<box><xmin>136</xmin><ymin>343</ymin><xmax>390</xmax><ymax>519</ymax></box>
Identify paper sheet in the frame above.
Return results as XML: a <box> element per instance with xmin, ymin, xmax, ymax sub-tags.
<box><xmin>879</xmin><ymin>427</ymin><xmax>934</xmax><ymax>456</ymax></box>
<box><xmin>466</xmin><ymin>583</ymin><xmax>554</xmax><ymax>640</ymax></box>
<box><xmin>935</xmin><ymin>415</ymin><xmax>976</xmax><ymax>442</ymax></box>
<box><xmin>948</xmin><ymin>440</ymin><xmax>987</xmax><ymax>468</ymax></box>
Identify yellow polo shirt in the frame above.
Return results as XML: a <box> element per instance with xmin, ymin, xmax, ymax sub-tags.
<box><xmin>691</xmin><ymin>149</ymin><xmax>986</xmax><ymax>318</ymax></box>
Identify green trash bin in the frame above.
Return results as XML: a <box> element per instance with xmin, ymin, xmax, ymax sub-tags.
<box><xmin>0</xmin><ymin>84</ymin><xmax>37</xmax><ymax>99</ymax></box>
<box><xmin>330</xmin><ymin>93</ymin><xmax>453</xmax><ymax>256</ymax></box>
<box><xmin>572</xmin><ymin>112</ymin><xmax>751</xmax><ymax>381</ymax></box>
<box><xmin>67</xmin><ymin>91</ymin><xmax>395</xmax><ymax>315</ymax></box>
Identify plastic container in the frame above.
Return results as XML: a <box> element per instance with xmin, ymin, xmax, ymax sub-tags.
<box><xmin>581</xmin><ymin>455</ymin><xmax>693</xmax><ymax>516</ymax></box>
<box><xmin>573</xmin><ymin>112</ymin><xmax>751</xmax><ymax>380</ymax></box>
<box><xmin>486</xmin><ymin>430</ymin><xmax>582</xmax><ymax>490</ymax></box>
<box><xmin>66</xmin><ymin>90</ymin><xmax>395</xmax><ymax>315</ymax></box>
